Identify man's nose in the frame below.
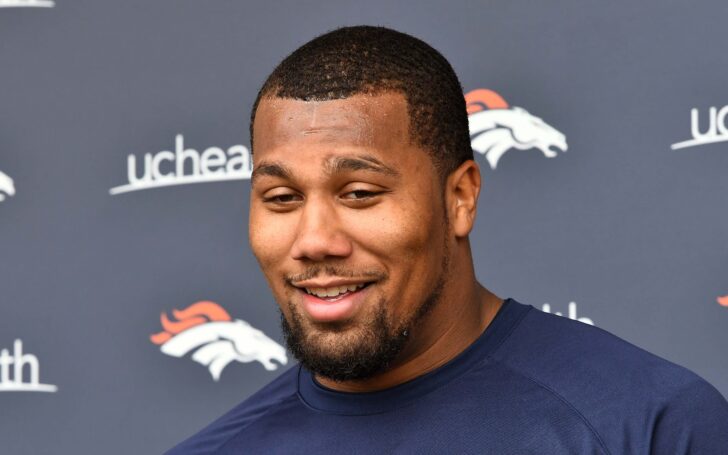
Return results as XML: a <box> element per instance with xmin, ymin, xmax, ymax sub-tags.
<box><xmin>290</xmin><ymin>199</ymin><xmax>353</xmax><ymax>262</ymax></box>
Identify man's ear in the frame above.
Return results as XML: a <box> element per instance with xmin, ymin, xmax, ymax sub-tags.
<box><xmin>445</xmin><ymin>160</ymin><xmax>481</xmax><ymax>238</ymax></box>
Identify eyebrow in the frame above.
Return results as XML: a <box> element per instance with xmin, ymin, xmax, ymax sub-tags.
<box><xmin>325</xmin><ymin>155</ymin><xmax>400</xmax><ymax>177</ymax></box>
<box><xmin>251</xmin><ymin>154</ymin><xmax>400</xmax><ymax>185</ymax></box>
<box><xmin>251</xmin><ymin>162</ymin><xmax>293</xmax><ymax>184</ymax></box>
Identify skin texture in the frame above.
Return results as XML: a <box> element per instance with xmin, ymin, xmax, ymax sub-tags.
<box><xmin>249</xmin><ymin>92</ymin><xmax>502</xmax><ymax>392</ymax></box>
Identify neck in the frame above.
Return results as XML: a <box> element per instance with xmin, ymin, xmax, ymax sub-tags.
<box><xmin>316</xmin><ymin>261</ymin><xmax>503</xmax><ymax>393</ymax></box>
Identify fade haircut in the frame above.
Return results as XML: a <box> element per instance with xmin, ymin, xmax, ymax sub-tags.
<box><xmin>250</xmin><ymin>25</ymin><xmax>473</xmax><ymax>180</ymax></box>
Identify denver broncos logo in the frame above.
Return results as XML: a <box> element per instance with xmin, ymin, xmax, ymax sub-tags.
<box><xmin>0</xmin><ymin>170</ymin><xmax>15</xmax><ymax>202</ymax></box>
<box><xmin>151</xmin><ymin>301</ymin><xmax>287</xmax><ymax>381</ymax></box>
<box><xmin>466</xmin><ymin>89</ymin><xmax>568</xmax><ymax>169</ymax></box>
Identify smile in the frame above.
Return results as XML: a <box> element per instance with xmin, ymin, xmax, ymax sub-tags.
<box><xmin>304</xmin><ymin>283</ymin><xmax>367</xmax><ymax>300</ymax></box>
<box><xmin>293</xmin><ymin>281</ymin><xmax>374</xmax><ymax>322</ymax></box>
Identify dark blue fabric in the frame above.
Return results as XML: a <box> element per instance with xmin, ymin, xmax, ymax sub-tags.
<box><xmin>167</xmin><ymin>299</ymin><xmax>728</xmax><ymax>454</ymax></box>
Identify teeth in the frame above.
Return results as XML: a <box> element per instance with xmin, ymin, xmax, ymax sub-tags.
<box><xmin>326</xmin><ymin>287</ymin><xmax>340</xmax><ymax>297</ymax></box>
<box><xmin>305</xmin><ymin>283</ymin><xmax>366</xmax><ymax>298</ymax></box>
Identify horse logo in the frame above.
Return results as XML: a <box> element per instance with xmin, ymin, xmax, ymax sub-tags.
<box><xmin>0</xmin><ymin>170</ymin><xmax>15</xmax><ymax>202</ymax></box>
<box><xmin>466</xmin><ymin>89</ymin><xmax>568</xmax><ymax>169</ymax></box>
<box><xmin>151</xmin><ymin>301</ymin><xmax>287</xmax><ymax>381</ymax></box>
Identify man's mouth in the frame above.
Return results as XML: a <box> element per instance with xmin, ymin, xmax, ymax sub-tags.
<box><xmin>292</xmin><ymin>281</ymin><xmax>374</xmax><ymax>322</ymax></box>
<box><xmin>304</xmin><ymin>283</ymin><xmax>368</xmax><ymax>301</ymax></box>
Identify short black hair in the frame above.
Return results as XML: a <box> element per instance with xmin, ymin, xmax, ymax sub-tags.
<box><xmin>250</xmin><ymin>25</ymin><xmax>473</xmax><ymax>180</ymax></box>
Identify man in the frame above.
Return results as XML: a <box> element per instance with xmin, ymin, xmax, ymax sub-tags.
<box><xmin>168</xmin><ymin>26</ymin><xmax>728</xmax><ymax>454</ymax></box>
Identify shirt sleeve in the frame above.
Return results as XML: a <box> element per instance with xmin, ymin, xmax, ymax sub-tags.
<box><xmin>650</xmin><ymin>378</ymin><xmax>728</xmax><ymax>454</ymax></box>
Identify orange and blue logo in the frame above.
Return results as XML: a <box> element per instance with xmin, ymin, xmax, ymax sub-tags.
<box><xmin>151</xmin><ymin>301</ymin><xmax>287</xmax><ymax>381</ymax></box>
<box><xmin>466</xmin><ymin>89</ymin><xmax>568</xmax><ymax>169</ymax></box>
<box><xmin>718</xmin><ymin>295</ymin><xmax>728</xmax><ymax>307</ymax></box>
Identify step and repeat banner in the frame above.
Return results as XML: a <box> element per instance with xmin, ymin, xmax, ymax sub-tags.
<box><xmin>1</xmin><ymin>1</ymin><xmax>726</xmax><ymax>453</ymax></box>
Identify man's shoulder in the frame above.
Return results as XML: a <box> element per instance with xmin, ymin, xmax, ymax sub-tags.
<box><xmin>164</xmin><ymin>365</ymin><xmax>300</xmax><ymax>455</ymax></box>
<box><xmin>491</xmin><ymin>301</ymin><xmax>728</xmax><ymax>452</ymax></box>
<box><xmin>494</xmin><ymin>303</ymin><xmax>705</xmax><ymax>395</ymax></box>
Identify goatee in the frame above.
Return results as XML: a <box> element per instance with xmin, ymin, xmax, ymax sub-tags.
<box><xmin>279</xmin><ymin>274</ymin><xmax>445</xmax><ymax>382</ymax></box>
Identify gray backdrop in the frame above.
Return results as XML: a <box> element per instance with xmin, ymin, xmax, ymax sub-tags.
<box><xmin>1</xmin><ymin>1</ymin><xmax>726</xmax><ymax>454</ymax></box>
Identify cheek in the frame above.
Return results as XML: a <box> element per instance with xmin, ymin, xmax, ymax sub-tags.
<box><xmin>351</xmin><ymin>193</ymin><xmax>442</xmax><ymax>268</ymax></box>
<box><xmin>249</xmin><ymin>208</ymin><xmax>296</xmax><ymax>270</ymax></box>
<box><xmin>352</xmin><ymin>203</ymin><xmax>444</xmax><ymax>321</ymax></box>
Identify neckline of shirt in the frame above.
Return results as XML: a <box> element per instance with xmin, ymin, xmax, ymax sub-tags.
<box><xmin>296</xmin><ymin>297</ymin><xmax>531</xmax><ymax>415</ymax></box>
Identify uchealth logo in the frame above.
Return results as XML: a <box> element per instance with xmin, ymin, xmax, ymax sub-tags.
<box><xmin>0</xmin><ymin>0</ymin><xmax>54</xmax><ymax>7</ymax></box>
<box><xmin>671</xmin><ymin>104</ymin><xmax>728</xmax><ymax>150</ymax></box>
<box><xmin>541</xmin><ymin>301</ymin><xmax>594</xmax><ymax>325</ymax></box>
<box><xmin>466</xmin><ymin>89</ymin><xmax>568</xmax><ymax>169</ymax></box>
<box><xmin>150</xmin><ymin>301</ymin><xmax>287</xmax><ymax>381</ymax></box>
<box><xmin>109</xmin><ymin>134</ymin><xmax>252</xmax><ymax>195</ymax></box>
<box><xmin>0</xmin><ymin>169</ymin><xmax>15</xmax><ymax>202</ymax></box>
<box><xmin>0</xmin><ymin>339</ymin><xmax>58</xmax><ymax>393</ymax></box>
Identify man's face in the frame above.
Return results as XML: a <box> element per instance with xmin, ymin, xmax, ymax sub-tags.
<box><xmin>249</xmin><ymin>93</ymin><xmax>450</xmax><ymax>381</ymax></box>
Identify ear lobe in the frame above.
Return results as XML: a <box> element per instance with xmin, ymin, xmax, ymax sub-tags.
<box><xmin>446</xmin><ymin>160</ymin><xmax>481</xmax><ymax>238</ymax></box>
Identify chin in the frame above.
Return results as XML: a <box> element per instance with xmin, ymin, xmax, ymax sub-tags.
<box><xmin>280</xmin><ymin>301</ymin><xmax>410</xmax><ymax>381</ymax></box>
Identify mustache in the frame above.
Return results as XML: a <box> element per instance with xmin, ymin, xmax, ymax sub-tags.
<box><xmin>286</xmin><ymin>265</ymin><xmax>387</xmax><ymax>285</ymax></box>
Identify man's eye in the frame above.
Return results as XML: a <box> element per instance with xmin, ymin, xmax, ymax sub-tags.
<box><xmin>263</xmin><ymin>193</ymin><xmax>301</xmax><ymax>204</ymax></box>
<box><xmin>341</xmin><ymin>190</ymin><xmax>378</xmax><ymax>200</ymax></box>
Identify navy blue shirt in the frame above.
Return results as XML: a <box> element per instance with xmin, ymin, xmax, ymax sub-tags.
<box><xmin>167</xmin><ymin>299</ymin><xmax>728</xmax><ymax>454</ymax></box>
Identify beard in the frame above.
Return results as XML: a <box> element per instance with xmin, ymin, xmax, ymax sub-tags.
<box><xmin>279</xmin><ymin>254</ymin><xmax>449</xmax><ymax>383</ymax></box>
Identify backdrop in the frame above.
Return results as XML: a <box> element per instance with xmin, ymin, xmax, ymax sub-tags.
<box><xmin>1</xmin><ymin>1</ymin><xmax>726</xmax><ymax>454</ymax></box>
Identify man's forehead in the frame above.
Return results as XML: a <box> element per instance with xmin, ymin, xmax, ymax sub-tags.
<box><xmin>252</xmin><ymin>93</ymin><xmax>410</xmax><ymax>153</ymax></box>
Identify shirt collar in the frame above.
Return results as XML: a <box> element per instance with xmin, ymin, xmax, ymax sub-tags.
<box><xmin>297</xmin><ymin>298</ymin><xmax>531</xmax><ymax>415</ymax></box>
